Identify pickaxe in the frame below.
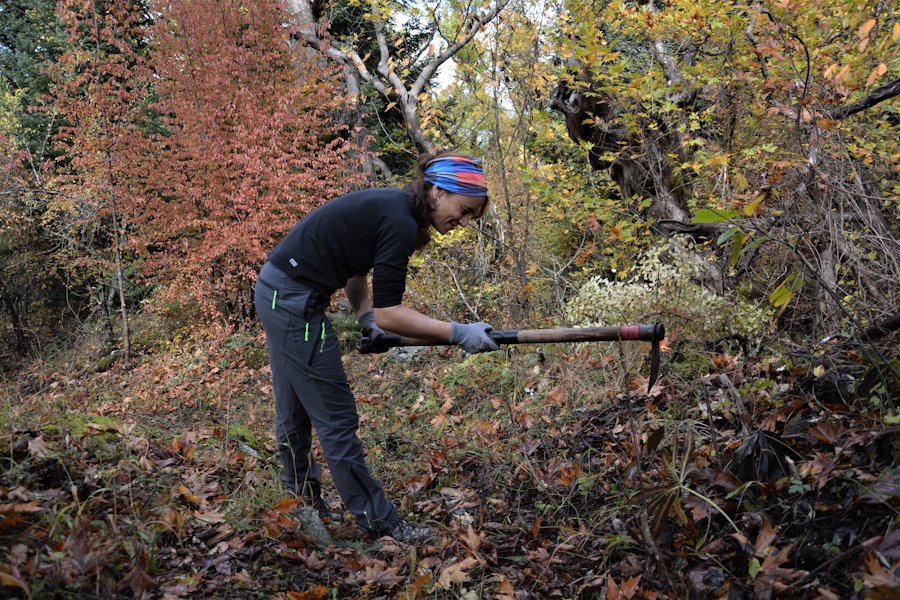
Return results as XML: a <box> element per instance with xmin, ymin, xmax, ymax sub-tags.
<box><xmin>359</xmin><ymin>323</ymin><xmax>666</xmax><ymax>393</ymax></box>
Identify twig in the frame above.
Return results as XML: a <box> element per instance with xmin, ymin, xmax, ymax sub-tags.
<box><xmin>718</xmin><ymin>373</ymin><xmax>751</xmax><ymax>436</ymax></box>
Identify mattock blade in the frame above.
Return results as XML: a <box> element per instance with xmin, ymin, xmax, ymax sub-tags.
<box><xmin>645</xmin><ymin>322</ymin><xmax>665</xmax><ymax>394</ymax></box>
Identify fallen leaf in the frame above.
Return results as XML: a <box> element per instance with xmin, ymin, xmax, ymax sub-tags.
<box><xmin>399</xmin><ymin>572</ymin><xmax>432</xmax><ymax>599</ymax></box>
<box><xmin>272</xmin><ymin>497</ymin><xmax>301</xmax><ymax>513</ymax></box>
<box><xmin>607</xmin><ymin>574</ymin><xmax>641</xmax><ymax>599</ymax></box>
<box><xmin>546</xmin><ymin>386</ymin><xmax>566</xmax><ymax>406</ymax></box>
<box><xmin>0</xmin><ymin>502</ymin><xmax>41</xmax><ymax>514</ymax></box>
<box><xmin>858</xmin><ymin>18</ymin><xmax>876</xmax><ymax>39</ymax></box>
<box><xmin>684</xmin><ymin>495</ymin><xmax>716</xmax><ymax>522</ymax></box>
<box><xmin>194</xmin><ymin>507</ymin><xmax>227</xmax><ymax>524</ymax></box>
<box><xmin>287</xmin><ymin>585</ymin><xmax>329</xmax><ymax>600</ymax></box>
<box><xmin>435</xmin><ymin>557</ymin><xmax>479</xmax><ymax>590</ymax></box>
<box><xmin>118</xmin><ymin>564</ymin><xmax>154</xmax><ymax>600</ymax></box>
<box><xmin>753</xmin><ymin>519</ymin><xmax>779</xmax><ymax>558</ymax></box>
<box><xmin>863</xmin><ymin>553</ymin><xmax>900</xmax><ymax>589</ymax></box>
<box><xmin>462</xmin><ymin>525</ymin><xmax>481</xmax><ymax>553</ymax></box>
<box><xmin>809</xmin><ymin>420</ymin><xmax>846</xmax><ymax>444</ymax></box>
<box><xmin>176</xmin><ymin>484</ymin><xmax>203</xmax><ymax>505</ymax></box>
<box><xmin>0</xmin><ymin>569</ymin><xmax>30</xmax><ymax>594</ymax></box>
<box><xmin>754</xmin><ymin>544</ymin><xmax>807</xmax><ymax>594</ymax></box>
<box><xmin>28</xmin><ymin>436</ymin><xmax>52</xmax><ymax>459</ymax></box>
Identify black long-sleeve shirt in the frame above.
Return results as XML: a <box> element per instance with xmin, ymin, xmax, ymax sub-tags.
<box><xmin>267</xmin><ymin>188</ymin><xmax>419</xmax><ymax>308</ymax></box>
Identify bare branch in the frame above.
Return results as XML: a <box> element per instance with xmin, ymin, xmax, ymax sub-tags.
<box><xmin>645</xmin><ymin>3</ymin><xmax>696</xmax><ymax>106</ymax></box>
<box><xmin>372</xmin><ymin>16</ymin><xmax>407</xmax><ymax>95</ymax></box>
<box><xmin>826</xmin><ymin>77</ymin><xmax>900</xmax><ymax>120</ymax></box>
<box><xmin>411</xmin><ymin>0</ymin><xmax>512</xmax><ymax>97</ymax></box>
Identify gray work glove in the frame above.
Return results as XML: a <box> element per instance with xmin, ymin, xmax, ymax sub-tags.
<box><xmin>450</xmin><ymin>321</ymin><xmax>500</xmax><ymax>354</ymax></box>
<box><xmin>358</xmin><ymin>311</ymin><xmax>384</xmax><ymax>339</ymax></box>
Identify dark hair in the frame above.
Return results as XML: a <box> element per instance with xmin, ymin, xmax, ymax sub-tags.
<box><xmin>408</xmin><ymin>149</ymin><xmax>489</xmax><ymax>250</ymax></box>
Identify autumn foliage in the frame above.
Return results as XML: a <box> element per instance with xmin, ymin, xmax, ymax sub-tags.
<box><xmin>48</xmin><ymin>0</ymin><xmax>151</xmax><ymax>285</ymax></box>
<box><xmin>1</xmin><ymin>0</ymin><xmax>897</xmax><ymax>598</ymax></box>
<box><xmin>47</xmin><ymin>0</ymin><xmax>360</xmax><ymax>324</ymax></box>
<box><xmin>134</xmin><ymin>0</ymin><xmax>360</xmax><ymax>320</ymax></box>
<box><xmin>136</xmin><ymin>0</ymin><xmax>361</xmax><ymax>319</ymax></box>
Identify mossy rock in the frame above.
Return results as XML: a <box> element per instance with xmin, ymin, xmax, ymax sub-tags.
<box><xmin>96</xmin><ymin>354</ymin><xmax>117</xmax><ymax>372</ymax></box>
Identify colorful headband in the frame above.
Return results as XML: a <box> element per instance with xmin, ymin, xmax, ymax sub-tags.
<box><xmin>423</xmin><ymin>156</ymin><xmax>487</xmax><ymax>197</ymax></box>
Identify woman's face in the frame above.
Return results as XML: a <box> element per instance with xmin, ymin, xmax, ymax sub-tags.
<box><xmin>429</xmin><ymin>188</ymin><xmax>486</xmax><ymax>235</ymax></box>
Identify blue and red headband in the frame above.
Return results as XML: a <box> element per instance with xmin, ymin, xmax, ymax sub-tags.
<box><xmin>424</xmin><ymin>156</ymin><xmax>487</xmax><ymax>197</ymax></box>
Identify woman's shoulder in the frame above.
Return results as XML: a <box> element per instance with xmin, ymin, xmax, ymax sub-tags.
<box><xmin>345</xmin><ymin>188</ymin><xmax>414</xmax><ymax>214</ymax></box>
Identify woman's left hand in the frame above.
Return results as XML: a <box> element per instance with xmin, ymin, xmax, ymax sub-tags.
<box><xmin>359</xmin><ymin>311</ymin><xmax>385</xmax><ymax>339</ymax></box>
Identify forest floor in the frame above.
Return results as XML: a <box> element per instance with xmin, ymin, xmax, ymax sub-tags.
<box><xmin>1</xmin><ymin>320</ymin><xmax>898</xmax><ymax>599</ymax></box>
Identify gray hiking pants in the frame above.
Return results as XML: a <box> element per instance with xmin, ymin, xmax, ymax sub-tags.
<box><xmin>254</xmin><ymin>261</ymin><xmax>399</xmax><ymax>533</ymax></box>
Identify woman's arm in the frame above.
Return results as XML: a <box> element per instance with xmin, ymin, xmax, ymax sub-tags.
<box><xmin>344</xmin><ymin>274</ymin><xmax>373</xmax><ymax>318</ymax></box>
<box><xmin>373</xmin><ymin>304</ymin><xmax>452</xmax><ymax>342</ymax></box>
<box><xmin>346</xmin><ymin>274</ymin><xmax>450</xmax><ymax>341</ymax></box>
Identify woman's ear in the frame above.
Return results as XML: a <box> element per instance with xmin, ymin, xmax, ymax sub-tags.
<box><xmin>428</xmin><ymin>186</ymin><xmax>442</xmax><ymax>207</ymax></box>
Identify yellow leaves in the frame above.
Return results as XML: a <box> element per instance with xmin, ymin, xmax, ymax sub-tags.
<box><xmin>894</xmin><ymin>22</ymin><xmax>900</xmax><ymax>42</ymax></box>
<box><xmin>176</xmin><ymin>484</ymin><xmax>204</xmax><ymax>505</ymax></box>
<box><xmin>0</xmin><ymin>570</ymin><xmax>30</xmax><ymax>594</ymax></box>
<box><xmin>866</xmin><ymin>63</ymin><xmax>888</xmax><ymax>87</ymax></box>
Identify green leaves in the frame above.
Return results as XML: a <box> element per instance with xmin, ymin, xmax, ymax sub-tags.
<box><xmin>768</xmin><ymin>274</ymin><xmax>804</xmax><ymax>311</ymax></box>
<box><xmin>690</xmin><ymin>208</ymin><xmax>741</xmax><ymax>223</ymax></box>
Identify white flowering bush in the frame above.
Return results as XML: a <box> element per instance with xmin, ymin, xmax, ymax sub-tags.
<box><xmin>566</xmin><ymin>238</ymin><xmax>772</xmax><ymax>341</ymax></box>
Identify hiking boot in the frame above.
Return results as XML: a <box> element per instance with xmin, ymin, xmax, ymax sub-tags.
<box><xmin>298</xmin><ymin>481</ymin><xmax>343</xmax><ymax>522</ymax></box>
<box><xmin>311</xmin><ymin>494</ymin><xmax>343</xmax><ymax>523</ymax></box>
<box><xmin>384</xmin><ymin>517</ymin><xmax>434</xmax><ymax>544</ymax></box>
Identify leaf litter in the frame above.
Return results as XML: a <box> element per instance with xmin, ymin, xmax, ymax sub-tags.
<box><xmin>1</xmin><ymin>335</ymin><xmax>898</xmax><ymax>598</ymax></box>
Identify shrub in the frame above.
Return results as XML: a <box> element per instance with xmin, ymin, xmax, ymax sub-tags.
<box><xmin>566</xmin><ymin>238</ymin><xmax>772</xmax><ymax>342</ymax></box>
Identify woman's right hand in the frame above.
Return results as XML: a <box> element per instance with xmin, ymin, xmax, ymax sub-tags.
<box><xmin>450</xmin><ymin>321</ymin><xmax>500</xmax><ymax>354</ymax></box>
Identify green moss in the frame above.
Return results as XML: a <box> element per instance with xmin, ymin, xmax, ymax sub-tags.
<box><xmin>243</xmin><ymin>346</ymin><xmax>268</xmax><ymax>370</ymax></box>
<box><xmin>96</xmin><ymin>354</ymin><xmax>116</xmax><ymax>372</ymax></box>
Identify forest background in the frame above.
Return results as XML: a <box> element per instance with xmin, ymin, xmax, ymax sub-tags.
<box><xmin>0</xmin><ymin>0</ymin><xmax>897</xmax><ymax>598</ymax></box>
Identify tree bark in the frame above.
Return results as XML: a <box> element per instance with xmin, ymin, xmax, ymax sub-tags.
<box><xmin>826</xmin><ymin>77</ymin><xmax>900</xmax><ymax>120</ymax></box>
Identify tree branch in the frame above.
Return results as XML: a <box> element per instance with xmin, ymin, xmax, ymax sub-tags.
<box><xmin>645</xmin><ymin>3</ymin><xmax>696</xmax><ymax>106</ymax></box>
<box><xmin>825</xmin><ymin>77</ymin><xmax>900</xmax><ymax>120</ymax></box>
<box><xmin>411</xmin><ymin>0</ymin><xmax>511</xmax><ymax>97</ymax></box>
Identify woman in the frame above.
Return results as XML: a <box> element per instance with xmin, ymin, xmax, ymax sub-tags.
<box><xmin>254</xmin><ymin>151</ymin><xmax>498</xmax><ymax>543</ymax></box>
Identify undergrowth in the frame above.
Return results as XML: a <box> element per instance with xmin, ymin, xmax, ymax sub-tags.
<box><xmin>1</xmin><ymin>319</ymin><xmax>897</xmax><ymax>598</ymax></box>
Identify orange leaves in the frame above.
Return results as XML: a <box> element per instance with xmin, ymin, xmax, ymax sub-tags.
<box><xmin>866</xmin><ymin>63</ymin><xmax>888</xmax><ymax>87</ymax></box>
<box><xmin>857</xmin><ymin>18</ymin><xmax>876</xmax><ymax>53</ymax></box>
<box><xmin>0</xmin><ymin>501</ymin><xmax>42</xmax><ymax>531</ymax></box>
<box><xmin>607</xmin><ymin>574</ymin><xmax>641</xmax><ymax>600</ymax></box>
<box><xmin>262</xmin><ymin>497</ymin><xmax>300</xmax><ymax>537</ymax></box>
<box><xmin>175</xmin><ymin>484</ymin><xmax>203</xmax><ymax>506</ymax></box>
